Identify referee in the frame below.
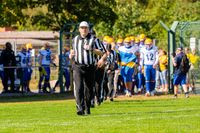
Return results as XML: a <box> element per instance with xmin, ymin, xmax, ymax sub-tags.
<box><xmin>70</xmin><ymin>21</ymin><xmax>107</xmax><ymax>115</ymax></box>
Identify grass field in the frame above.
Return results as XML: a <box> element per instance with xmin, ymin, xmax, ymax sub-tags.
<box><xmin>0</xmin><ymin>94</ymin><xmax>200</xmax><ymax>133</ymax></box>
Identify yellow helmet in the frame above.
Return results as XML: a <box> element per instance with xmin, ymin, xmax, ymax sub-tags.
<box><xmin>117</xmin><ymin>38</ymin><xmax>123</xmax><ymax>44</ymax></box>
<box><xmin>144</xmin><ymin>38</ymin><xmax>152</xmax><ymax>45</ymax></box>
<box><xmin>107</xmin><ymin>37</ymin><xmax>114</xmax><ymax>44</ymax></box>
<box><xmin>129</xmin><ymin>36</ymin><xmax>135</xmax><ymax>41</ymax></box>
<box><xmin>139</xmin><ymin>34</ymin><xmax>146</xmax><ymax>41</ymax></box>
<box><xmin>135</xmin><ymin>37</ymin><xmax>140</xmax><ymax>43</ymax></box>
<box><xmin>26</xmin><ymin>43</ymin><xmax>33</xmax><ymax>50</ymax></box>
<box><xmin>124</xmin><ymin>37</ymin><xmax>131</xmax><ymax>43</ymax></box>
<box><xmin>103</xmin><ymin>36</ymin><xmax>110</xmax><ymax>42</ymax></box>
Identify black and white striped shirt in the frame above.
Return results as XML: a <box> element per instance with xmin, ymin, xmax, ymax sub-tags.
<box><xmin>94</xmin><ymin>37</ymin><xmax>106</xmax><ymax>64</ymax></box>
<box><xmin>105</xmin><ymin>50</ymin><xmax>116</xmax><ymax>71</ymax></box>
<box><xmin>72</xmin><ymin>34</ymin><xmax>105</xmax><ymax>65</ymax></box>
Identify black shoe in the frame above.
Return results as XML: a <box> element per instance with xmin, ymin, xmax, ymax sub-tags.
<box><xmin>91</xmin><ymin>104</ymin><xmax>95</xmax><ymax>108</ymax></box>
<box><xmin>110</xmin><ymin>98</ymin><xmax>114</xmax><ymax>101</ymax></box>
<box><xmin>43</xmin><ymin>89</ymin><xmax>49</xmax><ymax>93</ymax></box>
<box><xmin>173</xmin><ymin>94</ymin><xmax>177</xmax><ymax>99</ymax></box>
<box><xmin>104</xmin><ymin>97</ymin><xmax>107</xmax><ymax>101</ymax></box>
<box><xmin>10</xmin><ymin>90</ymin><xmax>15</xmax><ymax>93</ymax></box>
<box><xmin>85</xmin><ymin>109</ymin><xmax>91</xmax><ymax>115</ymax></box>
<box><xmin>77</xmin><ymin>111</ymin><xmax>84</xmax><ymax>115</ymax></box>
<box><xmin>97</xmin><ymin>99</ymin><xmax>101</xmax><ymax>106</ymax></box>
<box><xmin>185</xmin><ymin>94</ymin><xmax>189</xmax><ymax>98</ymax></box>
<box><xmin>101</xmin><ymin>98</ymin><xmax>104</xmax><ymax>103</ymax></box>
<box><xmin>27</xmin><ymin>88</ymin><xmax>32</xmax><ymax>93</ymax></box>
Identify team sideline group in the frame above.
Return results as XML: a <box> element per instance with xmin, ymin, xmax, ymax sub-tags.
<box><xmin>0</xmin><ymin>21</ymin><xmax>199</xmax><ymax>115</ymax></box>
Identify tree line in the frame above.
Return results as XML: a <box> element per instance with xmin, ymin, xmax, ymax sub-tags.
<box><xmin>0</xmin><ymin>0</ymin><xmax>199</xmax><ymax>48</ymax></box>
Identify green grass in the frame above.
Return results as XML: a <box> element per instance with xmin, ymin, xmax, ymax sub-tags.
<box><xmin>0</xmin><ymin>95</ymin><xmax>200</xmax><ymax>133</ymax></box>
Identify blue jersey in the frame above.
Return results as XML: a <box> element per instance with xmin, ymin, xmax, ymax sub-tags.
<box><xmin>118</xmin><ymin>45</ymin><xmax>137</xmax><ymax>68</ymax></box>
<box><xmin>62</xmin><ymin>51</ymin><xmax>70</xmax><ymax>69</ymax></box>
<box><xmin>40</xmin><ymin>49</ymin><xmax>52</xmax><ymax>65</ymax></box>
<box><xmin>17</xmin><ymin>51</ymin><xmax>28</xmax><ymax>67</ymax></box>
<box><xmin>27</xmin><ymin>50</ymin><xmax>32</xmax><ymax>66</ymax></box>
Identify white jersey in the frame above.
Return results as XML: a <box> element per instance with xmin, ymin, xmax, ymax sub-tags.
<box><xmin>39</xmin><ymin>49</ymin><xmax>52</xmax><ymax>65</ymax></box>
<box><xmin>17</xmin><ymin>52</ymin><xmax>28</xmax><ymax>67</ymax></box>
<box><xmin>132</xmin><ymin>44</ymin><xmax>139</xmax><ymax>54</ymax></box>
<box><xmin>140</xmin><ymin>46</ymin><xmax>158</xmax><ymax>66</ymax></box>
<box><xmin>119</xmin><ymin>45</ymin><xmax>138</xmax><ymax>55</ymax></box>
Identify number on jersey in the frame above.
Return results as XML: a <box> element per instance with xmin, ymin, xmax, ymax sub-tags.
<box><xmin>146</xmin><ymin>53</ymin><xmax>154</xmax><ymax>61</ymax></box>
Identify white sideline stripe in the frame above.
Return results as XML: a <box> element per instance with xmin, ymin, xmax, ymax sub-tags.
<box><xmin>1</xmin><ymin>113</ymin><xmax>199</xmax><ymax>128</ymax></box>
<box><xmin>0</xmin><ymin>121</ymin><xmax>76</xmax><ymax>128</ymax></box>
<box><xmin>91</xmin><ymin>107</ymin><xmax>200</xmax><ymax>117</ymax></box>
<box><xmin>91</xmin><ymin>113</ymin><xmax>200</xmax><ymax>120</ymax></box>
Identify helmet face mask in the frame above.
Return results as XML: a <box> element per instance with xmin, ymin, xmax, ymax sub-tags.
<box><xmin>135</xmin><ymin>42</ymin><xmax>139</xmax><ymax>46</ymax></box>
<box><xmin>145</xmin><ymin>43</ymin><xmax>153</xmax><ymax>50</ymax></box>
<box><xmin>124</xmin><ymin>42</ymin><xmax>131</xmax><ymax>48</ymax></box>
<box><xmin>21</xmin><ymin>45</ymin><xmax>27</xmax><ymax>52</ymax></box>
<box><xmin>144</xmin><ymin>38</ymin><xmax>153</xmax><ymax>49</ymax></box>
<box><xmin>103</xmin><ymin>41</ymin><xmax>108</xmax><ymax>45</ymax></box>
<box><xmin>123</xmin><ymin>37</ymin><xmax>131</xmax><ymax>47</ymax></box>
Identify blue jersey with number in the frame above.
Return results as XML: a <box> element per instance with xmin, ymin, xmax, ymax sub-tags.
<box><xmin>17</xmin><ymin>52</ymin><xmax>27</xmax><ymax>67</ymax></box>
<box><xmin>40</xmin><ymin>49</ymin><xmax>52</xmax><ymax>65</ymax></box>
<box><xmin>140</xmin><ymin>46</ymin><xmax>158</xmax><ymax>66</ymax></box>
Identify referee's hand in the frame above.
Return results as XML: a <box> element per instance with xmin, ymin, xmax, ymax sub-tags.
<box><xmin>69</xmin><ymin>50</ymin><xmax>75</xmax><ymax>59</ymax></box>
<box><xmin>97</xmin><ymin>58</ymin><xmax>105</xmax><ymax>68</ymax></box>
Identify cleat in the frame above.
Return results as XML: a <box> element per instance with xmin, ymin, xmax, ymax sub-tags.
<box><xmin>110</xmin><ymin>98</ymin><xmax>114</xmax><ymax>101</ymax></box>
<box><xmin>173</xmin><ymin>95</ymin><xmax>178</xmax><ymax>99</ymax></box>
<box><xmin>77</xmin><ymin>111</ymin><xmax>84</xmax><ymax>115</ymax></box>
<box><xmin>185</xmin><ymin>94</ymin><xmax>189</xmax><ymax>98</ymax></box>
<box><xmin>145</xmin><ymin>92</ymin><xmax>150</xmax><ymax>97</ymax></box>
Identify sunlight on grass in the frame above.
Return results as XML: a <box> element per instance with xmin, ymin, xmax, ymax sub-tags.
<box><xmin>0</xmin><ymin>96</ymin><xmax>200</xmax><ymax>133</ymax></box>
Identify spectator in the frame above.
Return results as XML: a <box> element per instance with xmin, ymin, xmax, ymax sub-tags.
<box><xmin>1</xmin><ymin>42</ymin><xmax>16</xmax><ymax>93</ymax></box>
<box><xmin>53</xmin><ymin>45</ymin><xmax>71</xmax><ymax>92</ymax></box>
<box><xmin>172</xmin><ymin>47</ymin><xmax>189</xmax><ymax>98</ymax></box>
<box><xmin>158</xmin><ymin>49</ymin><xmax>168</xmax><ymax>93</ymax></box>
<box><xmin>0</xmin><ymin>48</ymin><xmax>4</xmax><ymax>92</ymax></box>
<box><xmin>185</xmin><ymin>48</ymin><xmax>200</xmax><ymax>93</ymax></box>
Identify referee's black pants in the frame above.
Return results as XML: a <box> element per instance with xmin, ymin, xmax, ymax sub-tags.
<box><xmin>73</xmin><ymin>63</ymin><xmax>95</xmax><ymax>113</ymax></box>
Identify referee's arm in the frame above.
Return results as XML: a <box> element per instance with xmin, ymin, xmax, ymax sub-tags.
<box><xmin>93</xmin><ymin>38</ymin><xmax>105</xmax><ymax>56</ymax></box>
<box><xmin>94</xmin><ymin>38</ymin><xmax>107</xmax><ymax>68</ymax></box>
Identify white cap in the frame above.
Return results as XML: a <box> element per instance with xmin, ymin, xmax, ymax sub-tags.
<box><xmin>79</xmin><ymin>21</ymin><xmax>89</xmax><ymax>28</ymax></box>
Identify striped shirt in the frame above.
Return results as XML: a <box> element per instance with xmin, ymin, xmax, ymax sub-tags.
<box><xmin>94</xmin><ymin>37</ymin><xmax>106</xmax><ymax>64</ymax></box>
<box><xmin>106</xmin><ymin>50</ymin><xmax>116</xmax><ymax>71</ymax></box>
<box><xmin>72</xmin><ymin>34</ymin><xmax>105</xmax><ymax>65</ymax></box>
